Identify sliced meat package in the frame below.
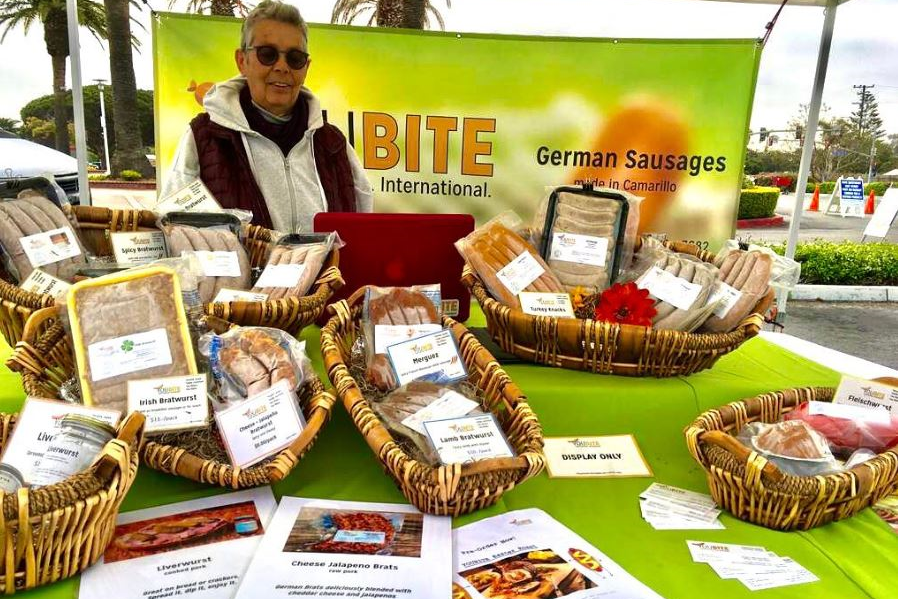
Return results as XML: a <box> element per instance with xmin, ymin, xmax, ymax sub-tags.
<box><xmin>160</xmin><ymin>212</ymin><xmax>251</xmax><ymax>303</ymax></box>
<box><xmin>362</xmin><ymin>285</ymin><xmax>443</xmax><ymax>391</ymax></box>
<box><xmin>65</xmin><ymin>265</ymin><xmax>198</xmax><ymax>413</ymax></box>
<box><xmin>456</xmin><ymin>212</ymin><xmax>565</xmax><ymax>308</ymax></box>
<box><xmin>698</xmin><ymin>248</ymin><xmax>773</xmax><ymax>333</ymax></box>
<box><xmin>0</xmin><ymin>194</ymin><xmax>88</xmax><ymax>283</ymax></box>
<box><xmin>250</xmin><ymin>232</ymin><xmax>337</xmax><ymax>300</ymax></box>
<box><xmin>532</xmin><ymin>186</ymin><xmax>633</xmax><ymax>294</ymax></box>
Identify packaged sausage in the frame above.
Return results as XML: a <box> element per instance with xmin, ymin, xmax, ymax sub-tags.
<box><xmin>699</xmin><ymin>248</ymin><xmax>773</xmax><ymax>333</ymax></box>
<box><xmin>455</xmin><ymin>212</ymin><xmax>565</xmax><ymax>309</ymax></box>
<box><xmin>64</xmin><ymin>265</ymin><xmax>198</xmax><ymax>413</ymax></box>
<box><xmin>715</xmin><ymin>240</ymin><xmax>801</xmax><ymax>292</ymax></box>
<box><xmin>784</xmin><ymin>401</ymin><xmax>898</xmax><ymax>456</ymax></box>
<box><xmin>251</xmin><ymin>232</ymin><xmax>338</xmax><ymax>300</ymax></box>
<box><xmin>736</xmin><ymin>420</ymin><xmax>841</xmax><ymax>477</ymax></box>
<box><xmin>362</xmin><ymin>285</ymin><xmax>443</xmax><ymax>391</ymax></box>
<box><xmin>159</xmin><ymin>212</ymin><xmax>252</xmax><ymax>303</ymax></box>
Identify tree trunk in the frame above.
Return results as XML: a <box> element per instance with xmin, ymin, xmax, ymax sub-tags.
<box><xmin>44</xmin><ymin>8</ymin><xmax>71</xmax><ymax>153</ymax></box>
<box><xmin>103</xmin><ymin>0</ymin><xmax>152</xmax><ymax>177</ymax></box>
<box><xmin>376</xmin><ymin>0</ymin><xmax>403</xmax><ymax>27</ymax></box>
<box><xmin>400</xmin><ymin>0</ymin><xmax>427</xmax><ymax>29</ymax></box>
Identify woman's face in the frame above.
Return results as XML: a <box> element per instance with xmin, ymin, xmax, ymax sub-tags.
<box><xmin>236</xmin><ymin>19</ymin><xmax>310</xmax><ymax>116</ymax></box>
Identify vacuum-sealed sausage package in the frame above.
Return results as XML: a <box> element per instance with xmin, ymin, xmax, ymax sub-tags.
<box><xmin>361</xmin><ymin>285</ymin><xmax>443</xmax><ymax>391</ymax></box>
<box><xmin>784</xmin><ymin>401</ymin><xmax>898</xmax><ymax>455</ymax></box>
<box><xmin>455</xmin><ymin>212</ymin><xmax>565</xmax><ymax>309</ymax></box>
<box><xmin>159</xmin><ymin>212</ymin><xmax>252</xmax><ymax>303</ymax></box>
<box><xmin>0</xmin><ymin>191</ymin><xmax>88</xmax><ymax>283</ymax></box>
<box><xmin>251</xmin><ymin>232</ymin><xmax>339</xmax><ymax>300</ymax></box>
<box><xmin>698</xmin><ymin>248</ymin><xmax>773</xmax><ymax>333</ymax></box>
<box><xmin>63</xmin><ymin>265</ymin><xmax>198</xmax><ymax>413</ymax></box>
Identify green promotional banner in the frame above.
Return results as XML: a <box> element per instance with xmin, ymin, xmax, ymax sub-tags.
<box><xmin>153</xmin><ymin>12</ymin><xmax>761</xmax><ymax>247</ymax></box>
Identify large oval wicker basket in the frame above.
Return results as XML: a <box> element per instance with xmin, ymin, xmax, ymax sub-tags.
<box><xmin>0</xmin><ymin>408</ymin><xmax>143</xmax><ymax>593</ymax></box>
<box><xmin>320</xmin><ymin>289</ymin><xmax>546</xmax><ymax>516</ymax></box>
<box><xmin>461</xmin><ymin>240</ymin><xmax>775</xmax><ymax>377</ymax></box>
<box><xmin>9</xmin><ymin>307</ymin><xmax>337</xmax><ymax>489</ymax></box>
<box><xmin>684</xmin><ymin>386</ymin><xmax>898</xmax><ymax>531</ymax></box>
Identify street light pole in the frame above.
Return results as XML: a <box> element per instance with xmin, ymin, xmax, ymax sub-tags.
<box><xmin>93</xmin><ymin>79</ymin><xmax>111</xmax><ymax>176</ymax></box>
<box><xmin>868</xmin><ymin>136</ymin><xmax>876</xmax><ymax>183</ymax></box>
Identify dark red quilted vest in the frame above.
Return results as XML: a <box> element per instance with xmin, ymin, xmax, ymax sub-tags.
<box><xmin>190</xmin><ymin>114</ymin><xmax>358</xmax><ymax>229</ymax></box>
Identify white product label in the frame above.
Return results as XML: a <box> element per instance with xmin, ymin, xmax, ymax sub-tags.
<box><xmin>215</xmin><ymin>380</ymin><xmax>305</xmax><ymax>468</ymax></box>
<box><xmin>0</xmin><ymin>398</ymin><xmax>120</xmax><ymax>484</ymax></box>
<box><xmin>154</xmin><ymin>178</ymin><xmax>223</xmax><ymax>214</ymax></box>
<box><xmin>19</xmin><ymin>268</ymin><xmax>70</xmax><ymax>299</ymax></box>
<box><xmin>87</xmin><ymin>328</ymin><xmax>173</xmax><ymax>382</ymax></box>
<box><xmin>807</xmin><ymin>400</ymin><xmax>890</xmax><ymax>424</ymax></box>
<box><xmin>254</xmin><ymin>263</ymin><xmax>306</xmax><ymax>288</ymax></box>
<box><xmin>542</xmin><ymin>435</ymin><xmax>653</xmax><ymax>478</ymax></box>
<box><xmin>213</xmin><ymin>288</ymin><xmax>269</xmax><ymax>303</ymax></box>
<box><xmin>637</xmin><ymin>266</ymin><xmax>703</xmax><ymax>310</ymax></box>
<box><xmin>374</xmin><ymin>324</ymin><xmax>442</xmax><ymax>354</ymax></box>
<box><xmin>20</xmin><ymin>226</ymin><xmax>81</xmax><ymax>268</ymax></box>
<box><xmin>550</xmin><ymin>232</ymin><xmax>610</xmax><ymax>266</ymax></box>
<box><xmin>191</xmin><ymin>250</ymin><xmax>241</xmax><ymax>277</ymax></box>
<box><xmin>706</xmin><ymin>281</ymin><xmax>743</xmax><ymax>318</ymax></box>
<box><xmin>832</xmin><ymin>375</ymin><xmax>898</xmax><ymax>414</ymax></box>
<box><xmin>400</xmin><ymin>390</ymin><xmax>480</xmax><ymax>436</ymax></box>
<box><xmin>386</xmin><ymin>329</ymin><xmax>467</xmax><ymax>386</ymax></box>
<box><xmin>127</xmin><ymin>374</ymin><xmax>209</xmax><ymax>433</ymax></box>
<box><xmin>495</xmin><ymin>251</ymin><xmax>545</xmax><ymax>296</ymax></box>
<box><xmin>423</xmin><ymin>414</ymin><xmax>514</xmax><ymax>465</ymax></box>
<box><xmin>519</xmin><ymin>292</ymin><xmax>576</xmax><ymax>318</ymax></box>
<box><xmin>110</xmin><ymin>231</ymin><xmax>166</xmax><ymax>266</ymax></box>
<box><xmin>332</xmin><ymin>530</ymin><xmax>386</xmax><ymax>544</ymax></box>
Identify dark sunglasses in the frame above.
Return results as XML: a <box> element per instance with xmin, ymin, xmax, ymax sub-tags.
<box><xmin>246</xmin><ymin>45</ymin><xmax>309</xmax><ymax>70</ymax></box>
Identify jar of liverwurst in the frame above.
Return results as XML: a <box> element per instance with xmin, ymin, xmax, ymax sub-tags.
<box><xmin>30</xmin><ymin>415</ymin><xmax>115</xmax><ymax>487</ymax></box>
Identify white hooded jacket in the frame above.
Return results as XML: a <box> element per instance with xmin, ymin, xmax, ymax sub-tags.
<box><xmin>161</xmin><ymin>76</ymin><xmax>373</xmax><ymax>233</ymax></box>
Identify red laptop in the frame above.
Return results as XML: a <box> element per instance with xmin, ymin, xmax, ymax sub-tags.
<box><xmin>313</xmin><ymin>212</ymin><xmax>476</xmax><ymax>321</ymax></box>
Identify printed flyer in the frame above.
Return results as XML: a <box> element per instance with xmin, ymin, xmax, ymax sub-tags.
<box><xmin>80</xmin><ymin>487</ymin><xmax>277</xmax><ymax>599</ymax></box>
<box><xmin>234</xmin><ymin>497</ymin><xmax>452</xmax><ymax>599</ymax></box>
<box><xmin>453</xmin><ymin>508</ymin><xmax>662</xmax><ymax>599</ymax></box>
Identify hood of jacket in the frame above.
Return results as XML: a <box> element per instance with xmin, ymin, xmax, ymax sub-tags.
<box><xmin>202</xmin><ymin>75</ymin><xmax>325</xmax><ymax>134</ymax></box>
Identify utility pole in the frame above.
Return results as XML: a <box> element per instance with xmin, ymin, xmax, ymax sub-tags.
<box><xmin>853</xmin><ymin>84</ymin><xmax>874</xmax><ymax>134</ymax></box>
<box><xmin>93</xmin><ymin>79</ymin><xmax>111</xmax><ymax>176</ymax></box>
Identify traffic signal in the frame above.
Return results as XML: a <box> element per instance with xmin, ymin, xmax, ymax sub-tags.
<box><xmin>795</xmin><ymin>125</ymin><xmax>803</xmax><ymax>140</ymax></box>
<box><xmin>759</xmin><ymin>127</ymin><xmax>768</xmax><ymax>142</ymax></box>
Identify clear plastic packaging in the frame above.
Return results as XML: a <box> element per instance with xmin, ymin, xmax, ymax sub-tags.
<box><xmin>362</xmin><ymin>285</ymin><xmax>443</xmax><ymax>391</ymax></box>
<box><xmin>698</xmin><ymin>248</ymin><xmax>773</xmax><ymax>333</ymax></box>
<box><xmin>455</xmin><ymin>211</ymin><xmax>565</xmax><ymax>308</ymax></box>
<box><xmin>715</xmin><ymin>240</ymin><xmax>801</xmax><ymax>292</ymax></box>
<box><xmin>199</xmin><ymin>326</ymin><xmax>313</xmax><ymax>410</ymax></box>
<box><xmin>736</xmin><ymin>420</ymin><xmax>842</xmax><ymax>477</ymax></box>
<box><xmin>784</xmin><ymin>401</ymin><xmax>898</xmax><ymax>455</ymax></box>
<box><xmin>250</xmin><ymin>232</ymin><xmax>339</xmax><ymax>300</ymax></box>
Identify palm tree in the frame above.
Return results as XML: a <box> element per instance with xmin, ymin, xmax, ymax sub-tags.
<box><xmin>168</xmin><ymin>0</ymin><xmax>250</xmax><ymax>17</ymax></box>
<box><xmin>331</xmin><ymin>0</ymin><xmax>449</xmax><ymax>29</ymax></box>
<box><xmin>0</xmin><ymin>0</ymin><xmax>107</xmax><ymax>153</ymax></box>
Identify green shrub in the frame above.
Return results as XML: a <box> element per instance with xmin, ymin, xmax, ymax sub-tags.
<box><xmin>753</xmin><ymin>174</ymin><xmax>775</xmax><ymax>187</ymax></box>
<box><xmin>865</xmin><ymin>182</ymin><xmax>889</xmax><ymax>196</ymax></box>
<box><xmin>738</xmin><ymin>186</ymin><xmax>780</xmax><ymax>219</ymax></box>
<box><xmin>119</xmin><ymin>170</ymin><xmax>143</xmax><ymax>181</ymax></box>
<box><xmin>88</xmin><ymin>174</ymin><xmax>109</xmax><ymax>181</ymax></box>
<box><xmin>818</xmin><ymin>181</ymin><xmax>836</xmax><ymax>194</ymax></box>
<box><xmin>768</xmin><ymin>241</ymin><xmax>898</xmax><ymax>286</ymax></box>
<box><xmin>742</xmin><ymin>175</ymin><xmax>754</xmax><ymax>189</ymax></box>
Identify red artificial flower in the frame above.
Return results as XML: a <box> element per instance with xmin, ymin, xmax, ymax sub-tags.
<box><xmin>594</xmin><ymin>282</ymin><xmax>657</xmax><ymax>327</ymax></box>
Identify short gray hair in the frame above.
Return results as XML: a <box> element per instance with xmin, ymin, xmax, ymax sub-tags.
<box><xmin>241</xmin><ymin>1</ymin><xmax>309</xmax><ymax>50</ymax></box>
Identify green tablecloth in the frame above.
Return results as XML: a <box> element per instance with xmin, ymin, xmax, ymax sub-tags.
<box><xmin>1</xmin><ymin>308</ymin><xmax>897</xmax><ymax>598</ymax></box>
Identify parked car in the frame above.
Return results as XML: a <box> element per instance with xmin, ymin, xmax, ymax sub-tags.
<box><xmin>0</xmin><ymin>129</ymin><xmax>80</xmax><ymax>204</ymax></box>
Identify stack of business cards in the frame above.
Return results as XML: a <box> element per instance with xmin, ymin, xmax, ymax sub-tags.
<box><xmin>687</xmin><ymin>541</ymin><xmax>819</xmax><ymax>590</ymax></box>
<box><xmin>638</xmin><ymin>483</ymin><xmax>724</xmax><ymax>530</ymax></box>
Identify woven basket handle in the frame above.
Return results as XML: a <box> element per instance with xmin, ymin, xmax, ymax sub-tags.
<box><xmin>20</xmin><ymin>306</ymin><xmax>58</xmax><ymax>346</ymax></box>
<box><xmin>701</xmin><ymin>429</ymin><xmax>785</xmax><ymax>483</ymax></box>
<box><xmin>94</xmin><ymin>412</ymin><xmax>145</xmax><ymax>481</ymax></box>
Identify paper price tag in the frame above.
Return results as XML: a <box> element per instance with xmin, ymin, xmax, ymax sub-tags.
<box><xmin>215</xmin><ymin>380</ymin><xmax>305</xmax><ymax>468</ymax></box>
<box><xmin>423</xmin><ymin>414</ymin><xmax>514</xmax><ymax>465</ymax></box>
<box><xmin>19</xmin><ymin>268</ymin><xmax>70</xmax><ymax>299</ymax></box>
<box><xmin>386</xmin><ymin>328</ymin><xmax>466</xmax><ymax>386</ymax></box>
<box><xmin>401</xmin><ymin>390</ymin><xmax>480</xmax><ymax>436</ymax></box>
<box><xmin>637</xmin><ymin>266</ymin><xmax>702</xmax><ymax>310</ymax></box>
<box><xmin>807</xmin><ymin>400</ymin><xmax>890</xmax><ymax>424</ymax></box>
<box><xmin>374</xmin><ymin>324</ymin><xmax>442</xmax><ymax>354</ymax></box>
<box><xmin>127</xmin><ymin>374</ymin><xmax>209</xmax><ymax>433</ymax></box>
<box><xmin>254</xmin><ymin>263</ymin><xmax>306</xmax><ymax>288</ymax></box>
<box><xmin>706</xmin><ymin>281</ymin><xmax>742</xmax><ymax>318</ymax></box>
<box><xmin>192</xmin><ymin>251</ymin><xmax>241</xmax><ymax>277</ymax></box>
<box><xmin>543</xmin><ymin>435</ymin><xmax>652</xmax><ymax>478</ymax></box>
<box><xmin>519</xmin><ymin>292</ymin><xmax>575</xmax><ymax>318</ymax></box>
<box><xmin>87</xmin><ymin>328</ymin><xmax>173</xmax><ymax>382</ymax></box>
<box><xmin>832</xmin><ymin>375</ymin><xmax>898</xmax><ymax>414</ymax></box>
<box><xmin>154</xmin><ymin>178</ymin><xmax>223</xmax><ymax>214</ymax></box>
<box><xmin>550</xmin><ymin>232</ymin><xmax>609</xmax><ymax>267</ymax></box>
<box><xmin>20</xmin><ymin>227</ymin><xmax>81</xmax><ymax>268</ymax></box>
<box><xmin>110</xmin><ymin>231</ymin><xmax>166</xmax><ymax>266</ymax></box>
<box><xmin>496</xmin><ymin>251</ymin><xmax>545</xmax><ymax>296</ymax></box>
<box><xmin>213</xmin><ymin>288</ymin><xmax>269</xmax><ymax>303</ymax></box>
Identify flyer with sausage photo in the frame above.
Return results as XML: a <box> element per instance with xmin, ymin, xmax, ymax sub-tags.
<box><xmin>233</xmin><ymin>497</ymin><xmax>452</xmax><ymax>599</ymax></box>
<box><xmin>79</xmin><ymin>487</ymin><xmax>277</xmax><ymax>599</ymax></box>
<box><xmin>453</xmin><ymin>508</ymin><xmax>663</xmax><ymax>599</ymax></box>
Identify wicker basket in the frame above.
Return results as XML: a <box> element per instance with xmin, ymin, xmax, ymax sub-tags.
<box><xmin>684</xmin><ymin>386</ymin><xmax>898</xmax><ymax>531</ymax></box>
<box><xmin>462</xmin><ymin>240</ymin><xmax>775</xmax><ymax>377</ymax></box>
<box><xmin>320</xmin><ymin>289</ymin><xmax>545</xmax><ymax>516</ymax></box>
<box><xmin>9</xmin><ymin>307</ymin><xmax>337</xmax><ymax>489</ymax></box>
<box><xmin>0</xmin><ymin>409</ymin><xmax>143</xmax><ymax>593</ymax></box>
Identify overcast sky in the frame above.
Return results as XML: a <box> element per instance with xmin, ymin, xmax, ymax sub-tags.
<box><xmin>1</xmin><ymin>0</ymin><xmax>897</xmax><ymax>135</ymax></box>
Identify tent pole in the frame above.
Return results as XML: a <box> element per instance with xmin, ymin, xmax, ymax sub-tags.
<box><xmin>66</xmin><ymin>0</ymin><xmax>92</xmax><ymax>206</ymax></box>
<box><xmin>779</xmin><ymin>0</ymin><xmax>838</xmax><ymax>316</ymax></box>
